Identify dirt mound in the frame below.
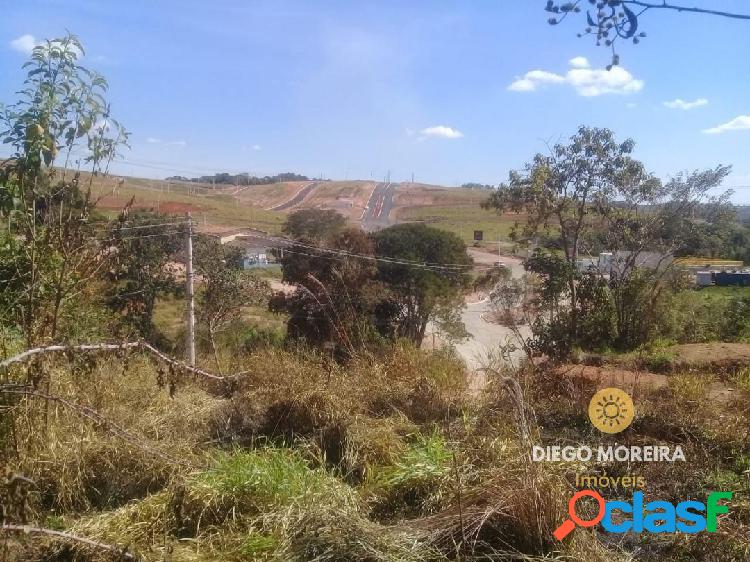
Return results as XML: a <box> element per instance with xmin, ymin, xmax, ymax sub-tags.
<box><xmin>669</xmin><ymin>342</ymin><xmax>750</xmax><ymax>370</ymax></box>
<box><xmin>555</xmin><ymin>364</ymin><xmax>667</xmax><ymax>392</ymax></box>
<box><xmin>555</xmin><ymin>363</ymin><xmax>738</xmax><ymax>403</ymax></box>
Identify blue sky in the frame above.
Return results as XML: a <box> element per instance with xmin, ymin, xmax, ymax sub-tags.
<box><xmin>2</xmin><ymin>0</ymin><xmax>750</xmax><ymax>202</ymax></box>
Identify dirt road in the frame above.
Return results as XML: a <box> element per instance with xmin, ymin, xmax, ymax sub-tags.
<box><xmin>453</xmin><ymin>249</ymin><xmax>531</xmax><ymax>379</ymax></box>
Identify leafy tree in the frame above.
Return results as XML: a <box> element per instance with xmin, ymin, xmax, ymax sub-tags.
<box><xmin>544</xmin><ymin>1</ymin><xmax>749</xmax><ymax>68</ymax></box>
<box><xmin>273</xmin><ymin>227</ymin><xmax>380</xmax><ymax>357</ymax></box>
<box><xmin>372</xmin><ymin>223</ymin><xmax>472</xmax><ymax>345</ymax></box>
<box><xmin>0</xmin><ymin>33</ymin><xmax>128</xmax><ymax>346</ymax></box>
<box><xmin>282</xmin><ymin>209</ymin><xmax>347</xmax><ymax>242</ymax></box>
<box><xmin>484</xmin><ymin>126</ymin><xmax>653</xmax><ymax>342</ymax></box>
<box><xmin>484</xmin><ymin>126</ymin><xmax>731</xmax><ymax>356</ymax></box>
<box><xmin>195</xmin><ymin>237</ymin><xmax>270</xmax><ymax>372</ymax></box>
<box><xmin>105</xmin><ymin>212</ymin><xmax>183</xmax><ymax>346</ymax></box>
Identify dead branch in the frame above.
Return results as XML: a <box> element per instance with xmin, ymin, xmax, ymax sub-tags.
<box><xmin>0</xmin><ymin>341</ymin><xmax>248</xmax><ymax>382</ymax></box>
<box><xmin>0</xmin><ymin>385</ymin><xmax>184</xmax><ymax>466</ymax></box>
<box><xmin>1</xmin><ymin>524</ymin><xmax>138</xmax><ymax>560</ymax></box>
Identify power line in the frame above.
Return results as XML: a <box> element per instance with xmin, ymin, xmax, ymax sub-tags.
<box><xmin>263</xmin><ymin>236</ymin><xmax>476</xmax><ymax>270</ymax></box>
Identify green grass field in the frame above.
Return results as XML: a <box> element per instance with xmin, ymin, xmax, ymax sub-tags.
<box><xmin>695</xmin><ymin>285</ymin><xmax>750</xmax><ymax>300</ymax></box>
<box><xmin>395</xmin><ymin>204</ymin><xmax>520</xmax><ymax>245</ymax></box>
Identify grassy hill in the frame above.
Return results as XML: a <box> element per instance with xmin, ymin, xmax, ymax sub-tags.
<box><xmin>82</xmin><ymin>171</ymin><xmax>519</xmax><ymax>243</ymax></box>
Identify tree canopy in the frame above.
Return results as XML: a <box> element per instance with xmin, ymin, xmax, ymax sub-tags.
<box><xmin>372</xmin><ymin>223</ymin><xmax>472</xmax><ymax>344</ymax></box>
<box><xmin>282</xmin><ymin>209</ymin><xmax>347</xmax><ymax>243</ymax></box>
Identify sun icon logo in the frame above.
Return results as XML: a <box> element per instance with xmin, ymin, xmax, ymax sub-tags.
<box><xmin>588</xmin><ymin>388</ymin><xmax>635</xmax><ymax>434</ymax></box>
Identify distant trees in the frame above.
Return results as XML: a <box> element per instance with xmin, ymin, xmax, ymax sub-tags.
<box><xmin>165</xmin><ymin>172</ymin><xmax>309</xmax><ymax>186</ymax></box>
<box><xmin>460</xmin><ymin>182</ymin><xmax>495</xmax><ymax>190</ymax></box>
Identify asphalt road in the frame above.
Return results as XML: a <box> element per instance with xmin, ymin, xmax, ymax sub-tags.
<box><xmin>269</xmin><ymin>182</ymin><xmax>317</xmax><ymax>211</ymax></box>
<box><xmin>361</xmin><ymin>182</ymin><xmax>396</xmax><ymax>231</ymax></box>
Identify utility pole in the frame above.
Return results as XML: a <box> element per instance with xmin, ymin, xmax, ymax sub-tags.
<box><xmin>185</xmin><ymin>213</ymin><xmax>196</xmax><ymax>366</ymax></box>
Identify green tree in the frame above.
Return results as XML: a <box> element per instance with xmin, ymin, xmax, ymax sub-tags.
<box><xmin>195</xmin><ymin>237</ymin><xmax>270</xmax><ymax>372</ymax></box>
<box><xmin>484</xmin><ymin>126</ymin><xmax>653</xmax><ymax>344</ymax></box>
<box><xmin>105</xmin><ymin>212</ymin><xmax>183</xmax><ymax>346</ymax></box>
<box><xmin>373</xmin><ymin>223</ymin><xmax>472</xmax><ymax>345</ymax></box>
<box><xmin>282</xmin><ymin>209</ymin><xmax>347</xmax><ymax>243</ymax></box>
<box><xmin>273</xmin><ymin>227</ymin><xmax>380</xmax><ymax>357</ymax></box>
<box><xmin>485</xmin><ymin>127</ymin><xmax>730</xmax><ymax>356</ymax></box>
<box><xmin>0</xmin><ymin>33</ymin><xmax>128</xmax><ymax>346</ymax></box>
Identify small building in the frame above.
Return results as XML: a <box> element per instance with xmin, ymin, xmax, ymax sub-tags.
<box><xmin>242</xmin><ymin>246</ymin><xmax>270</xmax><ymax>269</ymax></box>
<box><xmin>577</xmin><ymin>251</ymin><xmax>673</xmax><ymax>278</ymax></box>
<box><xmin>212</xmin><ymin>228</ymin><xmax>285</xmax><ymax>270</ymax></box>
<box><xmin>695</xmin><ymin>271</ymin><xmax>713</xmax><ymax>287</ymax></box>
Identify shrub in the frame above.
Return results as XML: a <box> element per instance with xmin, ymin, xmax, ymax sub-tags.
<box><xmin>366</xmin><ymin>432</ymin><xmax>455</xmax><ymax>518</ymax></box>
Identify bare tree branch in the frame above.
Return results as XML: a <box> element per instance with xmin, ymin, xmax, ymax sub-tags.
<box><xmin>0</xmin><ymin>341</ymin><xmax>248</xmax><ymax>383</ymax></box>
<box><xmin>1</xmin><ymin>524</ymin><xmax>138</xmax><ymax>560</ymax></box>
<box><xmin>627</xmin><ymin>1</ymin><xmax>750</xmax><ymax>20</ymax></box>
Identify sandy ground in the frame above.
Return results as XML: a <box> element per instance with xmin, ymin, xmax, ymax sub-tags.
<box><xmin>237</xmin><ymin>181</ymin><xmax>309</xmax><ymax>209</ymax></box>
<box><xmin>447</xmin><ymin>250</ymin><xmax>532</xmax><ymax>390</ymax></box>
<box><xmin>669</xmin><ymin>342</ymin><xmax>750</xmax><ymax>370</ymax></box>
<box><xmin>268</xmin><ymin>280</ymin><xmax>295</xmax><ymax>294</ymax></box>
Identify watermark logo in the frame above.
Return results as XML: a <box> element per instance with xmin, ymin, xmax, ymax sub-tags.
<box><xmin>588</xmin><ymin>387</ymin><xmax>634</xmax><ymax>434</ymax></box>
<box><xmin>553</xmin><ymin>490</ymin><xmax>733</xmax><ymax>540</ymax></box>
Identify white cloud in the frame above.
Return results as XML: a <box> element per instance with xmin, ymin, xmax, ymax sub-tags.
<box><xmin>10</xmin><ymin>34</ymin><xmax>39</xmax><ymax>55</ymax></box>
<box><xmin>569</xmin><ymin>56</ymin><xmax>590</xmax><ymax>69</ymax></box>
<box><xmin>147</xmin><ymin>137</ymin><xmax>187</xmax><ymax>146</ymax></box>
<box><xmin>703</xmin><ymin>115</ymin><xmax>750</xmax><ymax>135</ymax></box>
<box><xmin>663</xmin><ymin>97</ymin><xmax>708</xmax><ymax>110</ymax></box>
<box><xmin>507</xmin><ymin>78</ymin><xmax>536</xmax><ymax>92</ymax></box>
<box><xmin>508</xmin><ymin>57</ymin><xmax>644</xmax><ymax>97</ymax></box>
<box><xmin>419</xmin><ymin>125</ymin><xmax>463</xmax><ymax>139</ymax></box>
<box><xmin>252</xmin><ymin>144</ymin><xmax>262</xmax><ymax>151</ymax></box>
<box><xmin>626</xmin><ymin>102</ymin><xmax>637</xmax><ymax>109</ymax></box>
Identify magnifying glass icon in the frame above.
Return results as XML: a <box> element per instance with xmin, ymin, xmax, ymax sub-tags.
<box><xmin>553</xmin><ymin>489</ymin><xmax>606</xmax><ymax>541</ymax></box>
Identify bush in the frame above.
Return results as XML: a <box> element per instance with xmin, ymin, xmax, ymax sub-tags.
<box><xmin>366</xmin><ymin>432</ymin><xmax>455</xmax><ymax>518</ymax></box>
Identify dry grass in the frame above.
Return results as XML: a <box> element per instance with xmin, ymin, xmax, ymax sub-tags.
<box><xmin>3</xmin><ymin>339</ymin><xmax>748</xmax><ymax>561</ymax></box>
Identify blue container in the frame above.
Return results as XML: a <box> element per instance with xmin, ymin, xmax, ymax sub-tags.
<box><xmin>715</xmin><ymin>272</ymin><xmax>750</xmax><ymax>287</ymax></box>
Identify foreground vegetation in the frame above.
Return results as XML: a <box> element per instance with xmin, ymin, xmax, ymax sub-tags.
<box><xmin>2</xmin><ymin>340</ymin><xmax>748</xmax><ymax>561</ymax></box>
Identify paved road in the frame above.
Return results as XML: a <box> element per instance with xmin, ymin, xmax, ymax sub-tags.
<box><xmin>268</xmin><ymin>182</ymin><xmax>317</xmax><ymax>211</ymax></box>
<box><xmin>455</xmin><ymin>249</ymin><xmax>531</xmax><ymax>380</ymax></box>
<box><xmin>361</xmin><ymin>182</ymin><xmax>396</xmax><ymax>231</ymax></box>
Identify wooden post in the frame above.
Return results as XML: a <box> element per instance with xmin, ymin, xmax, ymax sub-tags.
<box><xmin>185</xmin><ymin>214</ymin><xmax>196</xmax><ymax>366</ymax></box>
